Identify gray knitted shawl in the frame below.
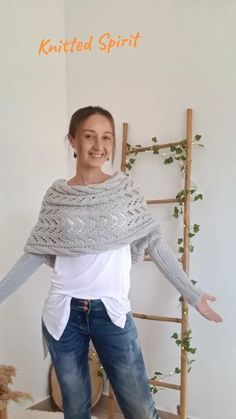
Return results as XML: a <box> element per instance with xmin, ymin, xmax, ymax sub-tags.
<box><xmin>24</xmin><ymin>171</ymin><xmax>158</xmax><ymax>263</ymax></box>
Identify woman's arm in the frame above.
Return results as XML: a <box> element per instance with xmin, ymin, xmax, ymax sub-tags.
<box><xmin>146</xmin><ymin>226</ymin><xmax>203</xmax><ymax>307</ymax></box>
<box><xmin>143</xmin><ymin>226</ymin><xmax>222</xmax><ymax>322</ymax></box>
<box><xmin>0</xmin><ymin>253</ymin><xmax>55</xmax><ymax>303</ymax></box>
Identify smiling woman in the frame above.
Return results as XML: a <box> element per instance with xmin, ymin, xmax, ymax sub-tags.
<box><xmin>66</xmin><ymin>106</ymin><xmax>116</xmax><ymax>185</ymax></box>
<box><xmin>0</xmin><ymin>105</ymin><xmax>222</xmax><ymax>419</ymax></box>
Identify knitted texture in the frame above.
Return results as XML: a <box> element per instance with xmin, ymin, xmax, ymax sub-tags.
<box><xmin>24</xmin><ymin>171</ymin><xmax>158</xmax><ymax>261</ymax></box>
<box><xmin>0</xmin><ymin>171</ymin><xmax>204</xmax><ymax>308</ymax></box>
<box><xmin>0</xmin><ymin>234</ymin><xmax>203</xmax><ymax>307</ymax></box>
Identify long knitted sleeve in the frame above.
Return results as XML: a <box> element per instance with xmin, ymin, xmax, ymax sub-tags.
<box><xmin>144</xmin><ymin>226</ymin><xmax>203</xmax><ymax>307</ymax></box>
<box><xmin>0</xmin><ymin>253</ymin><xmax>55</xmax><ymax>303</ymax></box>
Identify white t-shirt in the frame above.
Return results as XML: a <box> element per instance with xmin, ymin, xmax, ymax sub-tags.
<box><xmin>42</xmin><ymin>245</ymin><xmax>132</xmax><ymax>346</ymax></box>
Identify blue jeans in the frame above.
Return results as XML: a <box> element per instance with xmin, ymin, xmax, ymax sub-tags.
<box><xmin>42</xmin><ymin>298</ymin><xmax>159</xmax><ymax>419</ymax></box>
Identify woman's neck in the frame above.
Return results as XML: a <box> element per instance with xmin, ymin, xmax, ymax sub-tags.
<box><xmin>67</xmin><ymin>168</ymin><xmax>112</xmax><ymax>186</ymax></box>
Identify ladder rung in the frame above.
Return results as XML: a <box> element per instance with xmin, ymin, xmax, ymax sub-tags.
<box><xmin>126</xmin><ymin>140</ymin><xmax>184</xmax><ymax>154</ymax></box>
<box><xmin>133</xmin><ymin>312</ymin><xmax>182</xmax><ymax>323</ymax></box>
<box><xmin>146</xmin><ymin>198</ymin><xmax>179</xmax><ymax>204</ymax></box>
<box><xmin>149</xmin><ymin>379</ymin><xmax>181</xmax><ymax>391</ymax></box>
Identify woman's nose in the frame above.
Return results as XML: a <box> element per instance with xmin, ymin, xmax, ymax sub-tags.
<box><xmin>92</xmin><ymin>137</ymin><xmax>103</xmax><ymax>149</ymax></box>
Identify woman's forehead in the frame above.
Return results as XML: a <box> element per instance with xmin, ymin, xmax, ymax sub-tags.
<box><xmin>83</xmin><ymin>114</ymin><xmax>112</xmax><ymax>126</ymax></box>
<box><xmin>82</xmin><ymin>128</ymin><xmax>113</xmax><ymax>135</ymax></box>
<box><xmin>77</xmin><ymin>116</ymin><xmax>114</xmax><ymax>135</ymax></box>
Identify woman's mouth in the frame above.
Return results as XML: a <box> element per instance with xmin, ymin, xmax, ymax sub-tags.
<box><xmin>89</xmin><ymin>153</ymin><xmax>104</xmax><ymax>158</ymax></box>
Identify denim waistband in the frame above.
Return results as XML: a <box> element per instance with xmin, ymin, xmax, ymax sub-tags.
<box><xmin>70</xmin><ymin>297</ymin><xmax>105</xmax><ymax>311</ymax></box>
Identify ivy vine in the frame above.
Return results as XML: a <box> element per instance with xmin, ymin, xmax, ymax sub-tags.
<box><xmin>150</xmin><ymin>330</ymin><xmax>197</xmax><ymax>394</ymax></box>
<box><xmin>171</xmin><ymin>329</ymin><xmax>196</xmax><ymax>373</ymax></box>
<box><xmin>126</xmin><ymin>134</ymin><xmax>203</xmax><ymax>173</ymax></box>
<box><xmin>125</xmin><ymin>132</ymin><xmax>203</xmax><ymax>394</ymax></box>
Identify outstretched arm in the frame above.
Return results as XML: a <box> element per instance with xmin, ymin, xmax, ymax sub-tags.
<box><xmin>0</xmin><ymin>253</ymin><xmax>55</xmax><ymax>303</ymax></box>
<box><xmin>145</xmin><ymin>226</ymin><xmax>223</xmax><ymax>323</ymax></box>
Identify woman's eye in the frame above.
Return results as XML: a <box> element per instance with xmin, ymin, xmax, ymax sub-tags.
<box><xmin>84</xmin><ymin>134</ymin><xmax>112</xmax><ymax>141</ymax></box>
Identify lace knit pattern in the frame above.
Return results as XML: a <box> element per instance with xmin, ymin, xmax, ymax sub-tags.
<box><xmin>0</xmin><ymin>172</ymin><xmax>204</xmax><ymax>308</ymax></box>
<box><xmin>24</xmin><ymin>171</ymin><xmax>158</xmax><ymax>258</ymax></box>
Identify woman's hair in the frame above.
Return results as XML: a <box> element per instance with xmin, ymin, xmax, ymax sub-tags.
<box><xmin>65</xmin><ymin>105</ymin><xmax>116</xmax><ymax>165</ymax></box>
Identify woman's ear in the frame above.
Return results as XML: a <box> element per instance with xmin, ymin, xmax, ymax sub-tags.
<box><xmin>68</xmin><ymin>134</ymin><xmax>74</xmax><ymax>147</ymax></box>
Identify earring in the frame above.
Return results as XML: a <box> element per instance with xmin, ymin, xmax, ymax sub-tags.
<box><xmin>73</xmin><ymin>150</ymin><xmax>77</xmax><ymax>158</ymax></box>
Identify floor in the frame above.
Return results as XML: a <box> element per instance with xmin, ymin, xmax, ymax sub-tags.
<box><xmin>30</xmin><ymin>396</ymin><xmax>179</xmax><ymax>419</ymax></box>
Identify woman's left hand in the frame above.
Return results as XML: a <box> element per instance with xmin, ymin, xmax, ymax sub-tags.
<box><xmin>196</xmin><ymin>293</ymin><xmax>223</xmax><ymax>323</ymax></box>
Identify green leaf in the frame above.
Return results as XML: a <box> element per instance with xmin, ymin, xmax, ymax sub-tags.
<box><xmin>152</xmin><ymin>137</ymin><xmax>158</xmax><ymax>143</ymax></box>
<box><xmin>164</xmin><ymin>156</ymin><xmax>174</xmax><ymax>164</ymax></box>
<box><xmin>179</xmin><ymin>295</ymin><xmax>184</xmax><ymax>302</ymax></box>
<box><xmin>189</xmin><ymin>348</ymin><xmax>197</xmax><ymax>354</ymax></box>
<box><xmin>193</xmin><ymin>224</ymin><xmax>200</xmax><ymax>233</ymax></box>
<box><xmin>173</xmin><ymin>207</ymin><xmax>180</xmax><ymax>218</ymax></box>
<box><xmin>130</xmin><ymin>158</ymin><xmax>136</xmax><ymax>164</ymax></box>
<box><xmin>189</xmin><ymin>245</ymin><xmax>194</xmax><ymax>253</ymax></box>
<box><xmin>175</xmin><ymin>147</ymin><xmax>183</xmax><ymax>154</ymax></box>
<box><xmin>177</xmin><ymin>238</ymin><xmax>183</xmax><ymax>244</ymax></box>
<box><xmin>195</xmin><ymin>135</ymin><xmax>202</xmax><ymax>141</ymax></box>
<box><xmin>175</xmin><ymin>367</ymin><xmax>181</xmax><ymax>374</ymax></box>
<box><xmin>188</xmin><ymin>232</ymin><xmax>195</xmax><ymax>238</ymax></box>
<box><xmin>175</xmin><ymin>155</ymin><xmax>186</xmax><ymax>161</ymax></box>
<box><xmin>153</xmin><ymin>149</ymin><xmax>159</xmax><ymax>155</ymax></box>
<box><xmin>171</xmin><ymin>332</ymin><xmax>178</xmax><ymax>339</ymax></box>
<box><xmin>176</xmin><ymin>190</ymin><xmax>186</xmax><ymax>199</ymax></box>
<box><xmin>178</xmin><ymin>247</ymin><xmax>184</xmax><ymax>253</ymax></box>
<box><xmin>193</xmin><ymin>194</ymin><xmax>203</xmax><ymax>201</ymax></box>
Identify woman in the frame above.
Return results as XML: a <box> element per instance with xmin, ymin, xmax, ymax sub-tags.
<box><xmin>0</xmin><ymin>106</ymin><xmax>222</xmax><ymax>419</ymax></box>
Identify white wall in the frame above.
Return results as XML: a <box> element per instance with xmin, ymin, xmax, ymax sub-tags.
<box><xmin>0</xmin><ymin>1</ymin><xmax>235</xmax><ymax>419</ymax></box>
<box><xmin>0</xmin><ymin>0</ymin><xmax>68</xmax><ymax>411</ymax></box>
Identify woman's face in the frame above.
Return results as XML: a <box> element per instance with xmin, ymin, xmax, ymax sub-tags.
<box><xmin>70</xmin><ymin>114</ymin><xmax>114</xmax><ymax>169</ymax></box>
